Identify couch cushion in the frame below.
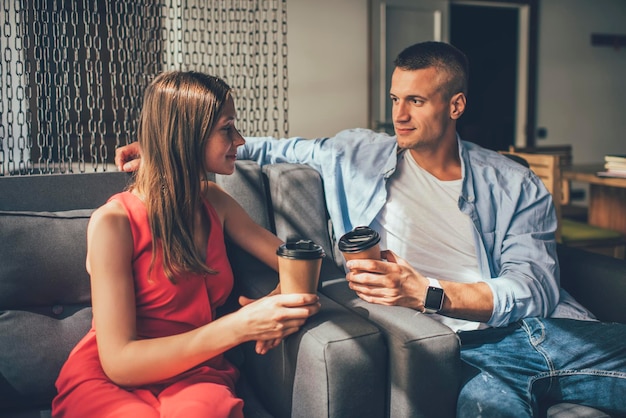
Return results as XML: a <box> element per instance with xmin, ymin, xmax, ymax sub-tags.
<box><xmin>0</xmin><ymin>210</ymin><xmax>93</xmax><ymax>309</ymax></box>
<box><xmin>0</xmin><ymin>307</ymin><xmax>92</xmax><ymax>410</ymax></box>
<box><xmin>0</xmin><ymin>209</ymin><xmax>94</xmax><ymax>411</ymax></box>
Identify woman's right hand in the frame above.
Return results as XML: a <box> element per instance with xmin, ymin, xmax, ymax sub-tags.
<box><xmin>238</xmin><ymin>293</ymin><xmax>320</xmax><ymax>354</ymax></box>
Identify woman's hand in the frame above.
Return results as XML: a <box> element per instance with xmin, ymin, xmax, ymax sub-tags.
<box><xmin>238</xmin><ymin>292</ymin><xmax>320</xmax><ymax>354</ymax></box>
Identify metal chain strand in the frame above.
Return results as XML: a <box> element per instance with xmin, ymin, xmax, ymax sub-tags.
<box><xmin>0</xmin><ymin>0</ymin><xmax>289</xmax><ymax>175</ymax></box>
<box><xmin>1</xmin><ymin>1</ymin><xmax>13</xmax><ymax>174</ymax></box>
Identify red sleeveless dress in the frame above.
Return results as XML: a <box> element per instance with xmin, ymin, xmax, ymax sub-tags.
<box><xmin>52</xmin><ymin>192</ymin><xmax>242</xmax><ymax>418</ymax></box>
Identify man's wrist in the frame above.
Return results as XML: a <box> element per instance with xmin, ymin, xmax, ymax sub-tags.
<box><xmin>423</xmin><ymin>277</ymin><xmax>445</xmax><ymax>314</ymax></box>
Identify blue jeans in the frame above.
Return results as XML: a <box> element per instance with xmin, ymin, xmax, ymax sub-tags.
<box><xmin>457</xmin><ymin>318</ymin><xmax>626</xmax><ymax>417</ymax></box>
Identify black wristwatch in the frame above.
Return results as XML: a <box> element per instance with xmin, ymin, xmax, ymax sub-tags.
<box><xmin>424</xmin><ymin>277</ymin><xmax>444</xmax><ymax>314</ymax></box>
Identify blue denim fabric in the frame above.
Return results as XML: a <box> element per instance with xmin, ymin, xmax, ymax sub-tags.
<box><xmin>458</xmin><ymin>318</ymin><xmax>626</xmax><ymax>417</ymax></box>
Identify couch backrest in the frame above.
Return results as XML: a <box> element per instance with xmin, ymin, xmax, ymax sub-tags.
<box><xmin>0</xmin><ymin>172</ymin><xmax>132</xmax><ymax>311</ymax></box>
<box><xmin>262</xmin><ymin>163</ymin><xmax>346</xmax><ymax>282</ymax></box>
<box><xmin>216</xmin><ymin>160</ymin><xmax>273</xmax><ymax>232</ymax></box>
<box><xmin>0</xmin><ymin>171</ymin><xmax>132</xmax><ymax>211</ymax></box>
<box><xmin>557</xmin><ymin>244</ymin><xmax>626</xmax><ymax>323</ymax></box>
<box><xmin>215</xmin><ymin>161</ymin><xmax>279</xmax><ymax>286</ymax></box>
<box><xmin>0</xmin><ymin>171</ymin><xmax>131</xmax><ymax>410</ymax></box>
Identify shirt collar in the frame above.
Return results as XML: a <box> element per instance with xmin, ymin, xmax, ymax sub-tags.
<box><xmin>458</xmin><ymin>135</ymin><xmax>476</xmax><ymax>204</ymax></box>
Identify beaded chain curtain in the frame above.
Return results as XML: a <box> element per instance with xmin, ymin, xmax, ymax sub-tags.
<box><xmin>0</xmin><ymin>0</ymin><xmax>289</xmax><ymax>176</ymax></box>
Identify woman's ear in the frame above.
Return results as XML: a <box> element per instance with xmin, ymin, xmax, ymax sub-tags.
<box><xmin>450</xmin><ymin>92</ymin><xmax>466</xmax><ymax>120</ymax></box>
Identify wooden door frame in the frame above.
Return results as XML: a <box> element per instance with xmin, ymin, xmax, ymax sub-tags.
<box><xmin>368</xmin><ymin>0</ymin><xmax>450</xmax><ymax>133</ymax></box>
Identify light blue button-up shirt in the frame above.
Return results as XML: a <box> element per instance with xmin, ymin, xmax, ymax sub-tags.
<box><xmin>239</xmin><ymin>128</ymin><xmax>594</xmax><ymax>327</ymax></box>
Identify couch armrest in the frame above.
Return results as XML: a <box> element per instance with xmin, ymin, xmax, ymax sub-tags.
<box><xmin>557</xmin><ymin>244</ymin><xmax>626</xmax><ymax>323</ymax></box>
<box><xmin>262</xmin><ymin>161</ymin><xmax>461</xmax><ymax>417</ymax></box>
<box><xmin>227</xmin><ymin>245</ymin><xmax>387</xmax><ymax>418</ymax></box>
<box><xmin>322</xmin><ymin>279</ymin><xmax>461</xmax><ymax>418</ymax></box>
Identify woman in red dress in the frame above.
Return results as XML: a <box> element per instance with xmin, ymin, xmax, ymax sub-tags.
<box><xmin>52</xmin><ymin>72</ymin><xmax>320</xmax><ymax>418</ymax></box>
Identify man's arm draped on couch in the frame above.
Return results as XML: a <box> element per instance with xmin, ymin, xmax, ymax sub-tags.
<box><xmin>236</xmin><ymin>131</ymin><xmax>594</xmax><ymax>328</ymax></box>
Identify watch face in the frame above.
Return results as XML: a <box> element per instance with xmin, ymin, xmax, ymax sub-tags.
<box><xmin>425</xmin><ymin>286</ymin><xmax>444</xmax><ymax>311</ymax></box>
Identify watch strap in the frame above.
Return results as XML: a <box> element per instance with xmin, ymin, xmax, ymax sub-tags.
<box><xmin>427</xmin><ymin>277</ymin><xmax>442</xmax><ymax>289</ymax></box>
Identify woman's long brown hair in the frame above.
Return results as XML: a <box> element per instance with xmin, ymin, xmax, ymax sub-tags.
<box><xmin>133</xmin><ymin>71</ymin><xmax>231</xmax><ymax>283</ymax></box>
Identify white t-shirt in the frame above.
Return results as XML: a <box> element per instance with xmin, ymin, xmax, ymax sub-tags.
<box><xmin>371</xmin><ymin>151</ymin><xmax>487</xmax><ymax>331</ymax></box>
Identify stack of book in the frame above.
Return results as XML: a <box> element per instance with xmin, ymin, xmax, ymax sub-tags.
<box><xmin>598</xmin><ymin>154</ymin><xmax>626</xmax><ymax>178</ymax></box>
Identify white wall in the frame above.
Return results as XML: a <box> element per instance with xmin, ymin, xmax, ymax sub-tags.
<box><xmin>287</xmin><ymin>0</ymin><xmax>626</xmax><ymax>162</ymax></box>
<box><xmin>536</xmin><ymin>0</ymin><xmax>626</xmax><ymax>163</ymax></box>
<box><xmin>286</xmin><ymin>0</ymin><xmax>369</xmax><ymax>138</ymax></box>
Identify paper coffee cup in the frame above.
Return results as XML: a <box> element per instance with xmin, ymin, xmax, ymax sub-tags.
<box><xmin>276</xmin><ymin>240</ymin><xmax>325</xmax><ymax>294</ymax></box>
<box><xmin>338</xmin><ymin>226</ymin><xmax>381</xmax><ymax>262</ymax></box>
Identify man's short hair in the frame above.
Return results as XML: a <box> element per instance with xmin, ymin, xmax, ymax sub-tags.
<box><xmin>393</xmin><ymin>41</ymin><xmax>469</xmax><ymax>99</ymax></box>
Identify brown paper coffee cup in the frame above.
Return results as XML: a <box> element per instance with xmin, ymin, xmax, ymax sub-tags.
<box><xmin>338</xmin><ymin>226</ymin><xmax>381</xmax><ymax>262</ymax></box>
<box><xmin>276</xmin><ymin>240</ymin><xmax>325</xmax><ymax>294</ymax></box>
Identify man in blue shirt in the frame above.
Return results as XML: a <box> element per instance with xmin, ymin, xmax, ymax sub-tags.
<box><xmin>116</xmin><ymin>42</ymin><xmax>626</xmax><ymax>416</ymax></box>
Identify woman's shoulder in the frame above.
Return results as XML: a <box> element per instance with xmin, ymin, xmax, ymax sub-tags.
<box><xmin>202</xmin><ymin>181</ymin><xmax>228</xmax><ymax>203</ymax></box>
<box><xmin>201</xmin><ymin>181</ymin><xmax>232</xmax><ymax>222</ymax></box>
<box><xmin>95</xmin><ymin>192</ymin><xmax>134</xmax><ymax>216</ymax></box>
<box><xmin>89</xmin><ymin>194</ymin><xmax>133</xmax><ymax>234</ymax></box>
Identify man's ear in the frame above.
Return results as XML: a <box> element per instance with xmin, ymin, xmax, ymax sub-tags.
<box><xmin>450</xmin><ymin>92</ymin><xmax>466</xmax><ymax>120</ymax></box>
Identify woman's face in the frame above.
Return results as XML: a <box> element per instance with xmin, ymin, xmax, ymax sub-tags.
<box><xmin>203</xmin><ymin>95</ymin><xmax>245</xmax><ymax>175</ymax></box>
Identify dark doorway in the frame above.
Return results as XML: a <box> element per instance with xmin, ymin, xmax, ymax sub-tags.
<box><xmin>451</xmin><ymin>5</ymin><xmax>519</xmax><ymax>152</ymax></box>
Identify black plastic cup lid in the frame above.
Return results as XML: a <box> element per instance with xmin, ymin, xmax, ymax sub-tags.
<box><xmin>276</xmin><ymin>240</ymin><xmax>325</xmax><ymax>260</ymax></box>
<box><xmin>338</xmin><ymin>226</ymin><xmax>381</xmax><ymax>253</ymax></box>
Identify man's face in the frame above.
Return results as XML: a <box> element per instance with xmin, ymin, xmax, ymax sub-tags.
<box><xmin>390</xmin><ymin>67</ymin><xmax>461</xmax><ymax>151</ymax></box>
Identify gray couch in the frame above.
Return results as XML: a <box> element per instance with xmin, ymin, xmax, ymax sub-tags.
<box><xmin>263</xmin><ymin>162</ymin><xmax>625</xmax><ymax>418</ymax></box>
<box><xmin>0</xmin><ymin>165</ymin><xmax>386</xmax><ymax>418</ymax></box>
<box><xmin>1</xmin><ymin>161</ymin><xmax>624</xmax><ymax>418</ymax></box>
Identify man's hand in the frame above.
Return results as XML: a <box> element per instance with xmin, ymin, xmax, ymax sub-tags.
<box><xmin>115</xmin><ymin>142</ymin><xmax>142</xmax><ymax>172</ymax></box>
<box><xmin>347</xmin><ymin>249</ymin><xmax>494</xmax><ymax>321</ymax></box>
<box><xmin>345</xmin><ymin>249</ymin><xmax>428</xmax><ymax>310</ymax></box>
